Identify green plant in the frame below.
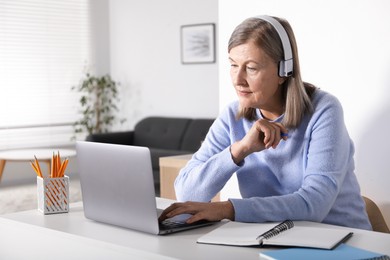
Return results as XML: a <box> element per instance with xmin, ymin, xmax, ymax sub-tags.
<box><xmin>72</xmin><ymin>73</ymin><xmax>123</xmax><ymax>137</ymax></box>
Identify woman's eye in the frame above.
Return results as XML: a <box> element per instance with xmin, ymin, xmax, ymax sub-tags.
<box><xmin>230</xmin><ymin>64</ymin><xmax>239</xmax><ymax>71</ymax></box>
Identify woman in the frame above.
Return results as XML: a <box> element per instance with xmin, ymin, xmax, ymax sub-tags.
<box><xmin>159</xmin><ymin>15</ymin><xmax>371</xmax><ymax>230</ymax></box>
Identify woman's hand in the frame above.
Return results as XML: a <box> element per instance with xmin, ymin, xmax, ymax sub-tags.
<box><xmin>158</xmin><ymin>201</ymin><xmax>235</xmax><ymax>224</ymax></box>
<box><xmin>230</xmin><ymin>119</ymin><xmax>288</xmax><ymax>164</ymax></box>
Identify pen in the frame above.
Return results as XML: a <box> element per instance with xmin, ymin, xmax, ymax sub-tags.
<box><xmin>280</xmin><ymin>132</ymin><xmax>289</xmax><ymax>138</ymax></box>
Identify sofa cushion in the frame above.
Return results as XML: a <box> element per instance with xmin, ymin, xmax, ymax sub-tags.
<box><xmin>133</xmin><ymin>117</ymin><xmax>191</xmax><ymax>150</ymax></box>
<box><xmin>86</xmin><ymin>131</ymin><xmax>134</xmax><ymax>145</ymax></box>
<box><xmin>180</xmin><ymin>119</ymin><xmax>214</xmax><ymax>151</ymax></box>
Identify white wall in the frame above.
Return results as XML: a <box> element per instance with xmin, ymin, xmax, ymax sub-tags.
<box><xmin>108</xmin><ymin>0</ymin><xmax>219</xmax><ymax>131</ymax></box>
<box><xmin>90</xmin><ymin>0</ymin><xmax>111</xmax><ymax>75</ymax></box>
<box><xmin>218</xmin><ymin>0</ymin><xmax>390</xmax><ymax>226</ymax></box>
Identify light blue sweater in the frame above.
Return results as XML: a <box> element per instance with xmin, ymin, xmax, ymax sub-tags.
<box><xmin>175</xmin><ymin>89</ymin><xmax>372</xmax><ymax>230</ymax></box>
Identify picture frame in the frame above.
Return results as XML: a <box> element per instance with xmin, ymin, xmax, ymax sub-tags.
<box><xmin>181</xmin><ymin>23</ymin><xmax>216</xmax><ymax>64</ymax></box>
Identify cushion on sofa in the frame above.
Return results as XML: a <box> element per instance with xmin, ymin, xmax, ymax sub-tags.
<box><xmin>133</xmin><ymin>117</ymin><xmax>191</xmax><ymax>150</ymax></box>
<box><xmin>85</xmin><ymin>131</ymin><xmax>134</xmax><ymax>145</ymax></box>
<box><xmin>180</xmin><ymin>119</ymin><xmax>214</xmax><ymax>151</ymax></box>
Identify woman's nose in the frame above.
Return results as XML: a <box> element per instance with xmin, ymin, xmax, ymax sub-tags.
<box><xmin>232</xmin><ymin>68</ymin><xmax>246</xmax><ymax>86</ymax></box>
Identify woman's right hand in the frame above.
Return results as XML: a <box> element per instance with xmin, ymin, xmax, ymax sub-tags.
<box><xmin>230</xmin><ymin>119</ymin><xmax>288</xmax><ymax>164</ymax></box>
<box><xmin>158</xmin><ymin>201</ymin><xmax>234</xmax><ymax>224</ymax></box>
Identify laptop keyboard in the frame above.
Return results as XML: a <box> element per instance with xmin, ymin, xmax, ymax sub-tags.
<box><xmin>159</xmin><ymin>218</ymin><xmax>212</xmax><ymax>231</ymax></box>
<box><xmin>159</xmin><ymin>219</ymin><xmax>189</xmax><ymax>230</ymax></box>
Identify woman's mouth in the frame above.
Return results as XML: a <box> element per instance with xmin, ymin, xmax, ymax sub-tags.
<box><xmin>236</xmin><ymin>89</ymin><xmax>252</xmax><ymax>96</ymax></box>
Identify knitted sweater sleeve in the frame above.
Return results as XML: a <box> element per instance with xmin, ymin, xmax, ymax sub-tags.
<box><xmin>174</xmin><ymin>103</ymin><xmax>241</xmax><ymax>202</ymax></box>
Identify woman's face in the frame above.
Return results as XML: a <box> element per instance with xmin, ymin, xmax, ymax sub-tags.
<box><xmin>229</xmin><ymin>40</ymin><xmax>285</xmax><ymax>118</ymax></box>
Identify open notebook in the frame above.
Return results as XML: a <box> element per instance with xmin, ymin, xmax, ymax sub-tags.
<box><xmin>197</xmin><ymin>220</ymin><xmax>353</xmax><ymax>249</ymax></box>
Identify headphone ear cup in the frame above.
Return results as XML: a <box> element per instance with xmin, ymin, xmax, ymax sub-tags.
<box><xmin>278</xmin><ymin>59</ymin><xmax>293</xmax><ymax>77</ymax></box>
<box><xmin>278</xmin><ymin>61</ymin><xmax>286</xmax><ymax>77</ymax></box>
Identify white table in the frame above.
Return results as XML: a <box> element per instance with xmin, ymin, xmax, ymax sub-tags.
<box><xmin>0</xmin><ymin>148</ymin><xmax>76</xmax><ymax>182</ymax></box>
<box><xmin>1</xmin><ymin>198</ymin><xmax>390</xmax><ymax>259</ymax></box>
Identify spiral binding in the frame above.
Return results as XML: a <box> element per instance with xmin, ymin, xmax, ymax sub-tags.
<box><xmin>257</xmin><ymin>220</ymin><xmax>294</xmax><ymax>241</ymax></box>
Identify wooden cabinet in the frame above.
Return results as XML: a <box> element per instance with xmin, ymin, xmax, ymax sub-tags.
<box><xmin>159</xmin><ymin>154</ymin><xmax>219</xmax><ymax>201</ymax></box>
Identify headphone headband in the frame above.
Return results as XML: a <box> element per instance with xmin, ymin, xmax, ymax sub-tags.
<box><xmin>256</xmin><ymin>15</ymin><xmax>293</xmax><ymax>77</ymax></box>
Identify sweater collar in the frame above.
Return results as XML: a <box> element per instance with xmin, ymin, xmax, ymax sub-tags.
<box><xmin>256</xmin><ymin>108</ymin><xmax>285</xmax><ymax>122</ymax></box>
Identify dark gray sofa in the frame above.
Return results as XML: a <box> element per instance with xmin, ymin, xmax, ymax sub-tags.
<box><xmin>86</xmin><ymin>116</ymin><xmax>215</xmax><ymax>195</ymax></box>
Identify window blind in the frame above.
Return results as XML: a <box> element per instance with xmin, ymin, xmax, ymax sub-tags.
<box><xmin>0</xmin><ymin>0</ymin><xmax>93</xmax><ymax>150</ymax></box>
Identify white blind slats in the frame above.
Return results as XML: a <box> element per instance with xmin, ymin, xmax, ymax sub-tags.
<box><xmin>0</xmin><ymin>0</ymin><xmax>92</xmax><ymax>149</ymax></box>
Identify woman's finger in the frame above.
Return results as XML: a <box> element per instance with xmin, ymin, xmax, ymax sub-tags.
<box><xmin>159</xmin><ymin>202</ymin><xmax>184</xmax><ymax>221</ymax></box>
<box><xmin>258</xmin><ymin>121</ymin><xmax>276</xmax><ymax>148</ymax></box>
<box><xmin>270</xmin><ymin>124</ymin><xmax>282</xmax><ymax>148</ymax></box>
<box><xmin>256</xmin><ymin>120</ymin><xmax>288</xmax><ymax>149</ymax></box>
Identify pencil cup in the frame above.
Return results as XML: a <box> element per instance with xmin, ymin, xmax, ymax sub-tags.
<box><xmin>37</xmin><ymin>176</ymin><xmax>69</xmax><ymax>214</ymax></box>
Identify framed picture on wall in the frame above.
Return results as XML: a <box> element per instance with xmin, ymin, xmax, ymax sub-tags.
<box><xmin>181</xmin><ymin>23</ymin><xmax>216</xmax><ymax>64</ymax></box>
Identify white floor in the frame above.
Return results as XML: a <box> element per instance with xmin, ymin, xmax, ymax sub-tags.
<box><xmin>0</xmin><ymin>178</ymin><xmax>82</xmax><ymax>215</ymax></box>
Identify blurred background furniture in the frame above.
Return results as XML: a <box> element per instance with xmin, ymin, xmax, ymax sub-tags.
<box><xmin>363</xmin><ymin>196</ymin><xmax>390</xmax><ymax>233</ymax></box>
<box><xmin>0</xmin><ymin>148</ymin><xmax>76</xmax><ymax>183</ymax></box>
<box><xmin>86</xmin><ymin>116</ymin><xmax>214</xmax><ymax>195</ymax></box>
<box><xmin>159</xmin><ymin>154</ymin><xmax>220</xmax><ymax>201</ymax></box>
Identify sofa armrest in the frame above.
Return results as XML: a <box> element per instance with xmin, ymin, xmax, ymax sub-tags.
<box><xmin>86</xmin><ymin>131</ymin><xmax>135</xmax><ymax>145</ymax></box>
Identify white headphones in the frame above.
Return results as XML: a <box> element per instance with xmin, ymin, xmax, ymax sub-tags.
<box><xmin>256</xmin><ymin>15</ymin><xmax>293</xmax><ymax>77</ymax></box>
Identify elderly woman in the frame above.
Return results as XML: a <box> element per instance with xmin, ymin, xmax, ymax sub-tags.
<box><xmin>159</xmin><ymin>15</ymin><xmax>371</xmax><ymax>230</ymax></box>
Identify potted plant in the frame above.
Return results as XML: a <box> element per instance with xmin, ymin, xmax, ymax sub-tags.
<box><xmin>71</xmin><ymin>73</ymin><xmax>124</xmax><ymax>138</ymax></box>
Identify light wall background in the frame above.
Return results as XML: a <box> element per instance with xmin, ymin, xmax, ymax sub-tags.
<box><xmin>218</xmin><ymin>0</ymin><xmax>390</xmax><ymax>226</ymax></box>
<box><xmin>109</xmin><ymin>0</ymin><xmax>220</xmax><ymax>131</ymax></box>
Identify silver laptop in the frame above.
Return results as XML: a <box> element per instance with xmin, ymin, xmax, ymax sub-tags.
<box><xmin>76</xmin><ymin>141</ymin><xmax>214</xmax><ymax>235</ymax></box>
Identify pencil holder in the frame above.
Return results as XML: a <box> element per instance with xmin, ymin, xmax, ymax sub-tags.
<box><xmin>37</xmin><ymin>176</ymin><xmax>69</xmax><ymax>214</ymax></box>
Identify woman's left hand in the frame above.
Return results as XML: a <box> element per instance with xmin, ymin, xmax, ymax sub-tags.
<box><xmin>158</xmin><ymin>201</ymin><xmax>235</xmax><ymax>224</ymax></box>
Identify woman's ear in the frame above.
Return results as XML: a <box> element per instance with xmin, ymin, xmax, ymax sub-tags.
<box><xmin>278</xmin><ymin>77</ymin><xmax>287</xmax><ymax>85</ymax></box>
